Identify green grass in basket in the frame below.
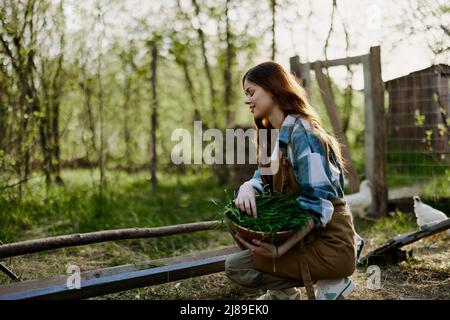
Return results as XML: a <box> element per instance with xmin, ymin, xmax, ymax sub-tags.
<box><xmin>223</xmin><ymin>193</ymin><xmax>316</xmax><ymax>233</ymax></box>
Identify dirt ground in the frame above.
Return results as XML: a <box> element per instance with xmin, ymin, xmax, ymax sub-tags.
<box><xmin>95</xmin><ymin>231</ymin><xmax>450</xmax><ymax>300</ymax></box>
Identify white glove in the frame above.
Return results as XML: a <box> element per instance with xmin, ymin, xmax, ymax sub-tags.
<box><xmin>234</xmin><ymin>181</ymin><xmax>257</xmax><ymax>217</ymax></box>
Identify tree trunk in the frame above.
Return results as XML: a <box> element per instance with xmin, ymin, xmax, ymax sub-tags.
<box><xmin>270</xmin><ymin>0</ymin><xmax>276</xmax><ymax>60</ymax></box>
<box><xmin>50</xmin><ymin>35</ymin><xmax>65</xmax><ymax>186</ymax></box>
<box><xmin>224</xmin><ymin>0</ymin><xmax>234</xmax><ymax>127</ymax></box>
<box><xmin>150</xmin><ymin>42</ymin><xmax>159</xmax><ymax>189</ymax></box>
<box><xmin>191</xmin><ymin>0</ymin><xmax>218</xmax><ymax>128</ymax></box>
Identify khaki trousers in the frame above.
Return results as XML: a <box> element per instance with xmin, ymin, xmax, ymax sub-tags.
<box><xmin>225</xmin><ymin>249</ymin><xmax>304</xmax><ymax>290</ymax></box>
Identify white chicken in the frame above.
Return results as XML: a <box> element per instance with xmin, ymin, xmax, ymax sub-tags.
<box><xmin>413</xmin><ymin>196</ymin><xmax>450</xmax><ymax>235</ymax></box>
<box><xmin>344</xmin><ymin>180</ymin><xmax>373</xmax><ymax>218</ymax></box>
<box><xmin>342</xmin><ymin>180</ymin><xmax>371</xmax><ymax>262</ymax></box>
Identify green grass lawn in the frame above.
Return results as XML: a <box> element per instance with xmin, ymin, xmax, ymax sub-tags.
<box><xmin>386</xmin><ymin>147</ymin><xmax>450</xmax><ymax>195</ymax></box>
<box><xmin>0</xmin><ymin>169</ymin><xmax>233</xmax><ymax>248</ymax></box>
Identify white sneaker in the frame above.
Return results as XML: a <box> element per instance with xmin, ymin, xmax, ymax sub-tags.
<box><xmin>256</xmin><ymin>288</ymin><xmax>302</xmax><ymax>300</ymax></box>
<box><xmin>314</xmin><ymin>277</ymin><xmax>356</xmax><ymax>300</ymax></box>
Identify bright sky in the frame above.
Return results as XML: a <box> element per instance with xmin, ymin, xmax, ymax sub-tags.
<box><xmin>273</xmin><ymin>0</ymin><xmax>445</xmax><ymax>90</ymax></box>
<box><xmin>63</xmin><ymin>0</ymin><xmax>448</xmax><ymax>90</ymax></box>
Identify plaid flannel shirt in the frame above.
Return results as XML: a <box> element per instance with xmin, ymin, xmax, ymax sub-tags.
<box><xmin>249</xmin><ymin>114</ymin><xmax>345</xmax><ymax>227</ymax></box>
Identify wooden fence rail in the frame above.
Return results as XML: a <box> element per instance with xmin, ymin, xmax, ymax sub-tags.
<box><xmin>0</xmin><ymin>220</ymin><xmax>223</xmax><ymax>259</ymax></box>
<box><xmin>0</xmin><ymin>246</ymin><xmax>240</xmax><ymax>300</ymax></box>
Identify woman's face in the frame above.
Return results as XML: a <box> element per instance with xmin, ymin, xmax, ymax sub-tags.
<box><xmin>243</xmin><ymin>78</ymin><xmax>274</xmax><ymax>120</ymax></box>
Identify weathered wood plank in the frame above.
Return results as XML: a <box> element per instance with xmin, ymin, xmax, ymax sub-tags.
<box><xmin>0</xmin><ymin>246</ymin><xmax>240</xmax><ymax>300</ymax></box>
<box><xmin>311</xmin><ymin>55</ymin><xmax>367</xmax><ymax>68</ymax></box>
<box><xmin>359</xmin><ymin>218</ymin><xmax>450</xmax><ymax>266</ymax></box>
<box><xmin>0</xmin><ymin>220</ymin><xmax>222</xmax><ymax>259</ymax></box>
<box><xmin>313</xmin><ymin>62</ymin><xmax>359</xmax><ymax>193</ymax></box>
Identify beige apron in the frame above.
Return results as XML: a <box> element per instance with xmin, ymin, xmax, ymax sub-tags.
<box><xmin>253</xmin><ymin>147</ymin><xmax>357</xmax><ymax>300</ymax></box>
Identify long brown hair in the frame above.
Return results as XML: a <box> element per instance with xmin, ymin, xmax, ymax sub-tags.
<box><xmin>242</xmin><ymin>60</ymin><xmax>346</xmax><ymax>172</ymax></box>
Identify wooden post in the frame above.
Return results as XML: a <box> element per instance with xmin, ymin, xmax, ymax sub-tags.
<box><xmin>289</xmin><ymin>55</ymin><xmax>301</xmax><ymax>80</ymax></box>
<box><xmin>289</xmin><ymin>56</ymin><xmax>311</xmax><ymax>97</ymax></box>
<box><xmin>313</xmin><ymin>62</ymin><xmax>359</xmax><ymax>193</ymax></box>
<box><xmin>362</xmin><ymin>46</ymin><xmax>388</xmax><ymax>217</ymax></box>
<box><xmin>300</xmin><ymin>62</ymin><xmax>312</xmax><ymax>98</ymax></box>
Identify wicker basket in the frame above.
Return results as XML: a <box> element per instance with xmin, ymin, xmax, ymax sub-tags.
<box><xmin>225</xmin><ymin>217</ymin><xmax>296</xmax><ymax>246</ymax></box>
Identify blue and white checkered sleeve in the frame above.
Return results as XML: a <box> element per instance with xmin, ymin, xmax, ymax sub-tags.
<box><xmin>291</xmin><ymin>129</ymin><xmax>336</xmax><ymax>227</ymax></box>
<box><xmin>249</xmin><ymin>167</ymin><xmax>264</xmax><ymax>193</ymax></box>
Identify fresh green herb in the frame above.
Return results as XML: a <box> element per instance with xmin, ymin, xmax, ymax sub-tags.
<box><xmin>223</xmin><ymin>192</ymin><xmax>316</xmax><ymax>233</ymax></box>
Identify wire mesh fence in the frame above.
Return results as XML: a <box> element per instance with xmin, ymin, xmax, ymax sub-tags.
<box><xmin>385</xmin><ymin>64</ymin><xmax>450</xmax><ymax>192</ymax></box>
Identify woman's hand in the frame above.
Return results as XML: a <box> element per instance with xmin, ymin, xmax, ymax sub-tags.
<box><xmin>234</xmin><ymin>218</ymin><xmax>316</xmax><ymax>258</ymax></box>
<box><xmin>234</xmin><ymin>181</ymin><xmax>257</xmax><ymax>217</ymax></box>
<box><xmin>235</xmin><ymin>233</ymin><xmax>282</xmax><ymax>258</ymax></box>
